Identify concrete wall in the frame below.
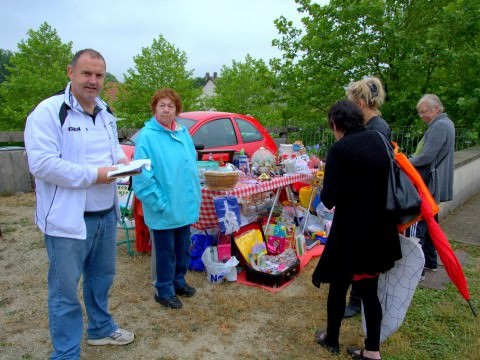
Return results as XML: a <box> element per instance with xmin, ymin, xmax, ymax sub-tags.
<box><xmin>0</xmin><ymin>147</ymin><xmax>33</xmax><ymax>194</ymax></box>
<box><xmin>2</xmin><ymin>145</ymin><xmax>480</xmax><ymax>215</ymax></box>
<box><xmin>439</xmin><ymin>145</ymin><xmax>480</xmax><ymax>219</ymax></box>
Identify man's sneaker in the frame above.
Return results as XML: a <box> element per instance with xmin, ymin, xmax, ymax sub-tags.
<box><xmin>87</xmin><ymin>328</ymin><xmax>134</xmax><ymax>346</ymax></box>
<box><xmin>424</xmin><ymin>266</ymin><xmax>438</xmax><ymax>272</ymax></box>
<box><xmin>419</xmin><ymin>269</ymin><xmax>426</xmax><ymax>282</ymax></box>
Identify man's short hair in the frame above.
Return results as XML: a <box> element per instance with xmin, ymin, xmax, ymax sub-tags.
<box><xmin>70</xmin><ymin>49</ymin><xmax>106</xmax><ymax>67</ymax></box>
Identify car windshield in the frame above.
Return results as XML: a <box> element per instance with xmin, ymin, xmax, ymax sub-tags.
<box><xmin>176</xmin><ymin>117</ymin><xmax>197</xmax><ymax>130</ymax></box>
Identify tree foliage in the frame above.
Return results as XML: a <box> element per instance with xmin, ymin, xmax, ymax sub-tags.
<box><xmin>0</xmin><ymin>49</ymin><xmax>13</xmax><ymax>84</ymax></box>
<box><xmin>105</xmin><ymin>72</ymin><xmax>118</xmax><ymax>83</ymax></box>
<box><xmin>0</xmin><ymin>22</ymin><xmax>73</xmax><ymax>130</ymax></box>
<box><xmin>114</xmin><ymin>35</ymin><xmax>201</xmax><ymax>127</ymax></box>
<box><xmin>1</xmin><ymin>3</ymin><xmax>479</xmax><ymax>139</ymax></box>
<box><xmin>272</xmin><ymin>0</ymin><xmax>480</xmax><ymax>133</ymax></box>
<box><xmin>205</xmin><ymin>54</ymin><xmax>284</xmax><ymax>126</ymax></box>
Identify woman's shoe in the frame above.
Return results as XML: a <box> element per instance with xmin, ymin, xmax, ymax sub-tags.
<box><xmin>346</xmin><ymin>347</ymin><xmax>381</xmax><ymax>360</ymax></box>
<box><xmin>314</xmin><ymin>329</ymin><xmax>340</xmax><ymax>355</ymax></box>
<box><xmin>154</xmin><ymin>294</ymin><xmax>183</xmax><ymax>309</ymax></box>
<box><xmin>175</xmin><ymin>284</ymin><xmax>196</xmax><ymax>297</ymax></box>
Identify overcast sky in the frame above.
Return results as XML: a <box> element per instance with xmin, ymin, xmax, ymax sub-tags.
<box><xmin>0</xmin><ymin>0</ymin><xmax>326</xmax><ymax>81</ymax></box>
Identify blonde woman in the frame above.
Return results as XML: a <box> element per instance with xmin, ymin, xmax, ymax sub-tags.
<box><xmin>343</xmin><ymin>76</ymin><xmax>391</xmax><ymax>319</ymax></box>
<box><xmin>346</xmin><ymin>76</ymin><xmax>391</xmax><ymax>140</ymax></box>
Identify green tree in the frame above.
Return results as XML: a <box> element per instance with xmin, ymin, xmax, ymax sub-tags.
<box><xmin>193</xmin><ymin>76</ymin><xmax>205</xmax><ymax>89</ymax></box>
<box><xmin>105</xmin><ymin>72</ymin><xmax>118</xmax><ymax>83</ymax></box>
<box><xmin>0</xmin><ymin>22</ymin><xmax>73</xmax><ymax>130</ymax></box>
<box><xmin>272</xmin><ymin>0</ymin><xmax>480</xmax><ymax>133</ymax></box>
<box><xmin>0</xmin><ymin>49</ymin><xmax>13</xmax><ymax>84</ymax></box>
<box><xmin>206</xmin><ymin>54</ymin><xmax>283</xmax><ymax>126</ymax></box>
<box><xmin>115</xmin><ymin>35</ymin><xmax>201</xmax><ymax>127</ymax></box>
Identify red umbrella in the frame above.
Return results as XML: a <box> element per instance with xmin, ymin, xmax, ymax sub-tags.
<box><xmin>419</xmin><ymin>191</ymin><xmax>477</xmax><ymax>316</ymax></box>
<box><xmin>393</xmin><ymin>146</ymin><xmax>439</xmax><ymax>232</ymax></box>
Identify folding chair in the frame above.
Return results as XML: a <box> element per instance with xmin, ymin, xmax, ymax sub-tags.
<box><xmin>116</xmin><ymin>180</ymin><xmax>135</xmax><ymax>255</ymax></box>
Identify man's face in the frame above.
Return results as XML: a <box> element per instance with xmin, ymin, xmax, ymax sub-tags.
<box><xmin>417</xmin><ymin>102</ymin><xmax>439</xmax><ymax>124</ymax></box>
<box><xmin>67</xmin><ymin>54</ymin><xmax>106</xmax><ymax>108</ymax></box>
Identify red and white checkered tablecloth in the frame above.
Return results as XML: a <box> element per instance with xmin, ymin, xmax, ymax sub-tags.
<box><xmin>192</xmin><ymin>173</ymin><xmax>313</xmax><ymax>230</ymax></box>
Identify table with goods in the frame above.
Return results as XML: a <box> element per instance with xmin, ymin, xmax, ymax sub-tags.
<box><xmin>191</xmin><ymin>144</ymin><xmax>334</xmax><ymax>289</ymax></box>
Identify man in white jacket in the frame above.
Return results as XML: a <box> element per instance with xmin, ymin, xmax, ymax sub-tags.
<box><xmin>24</xmin><ymin>49</ymin><xmax>134</xmax><ymax>359</ymax></box>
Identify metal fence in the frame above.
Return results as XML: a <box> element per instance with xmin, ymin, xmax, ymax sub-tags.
<box><xmin>285</xmin><ymin>127</ymin><xmax>477</xmax><ymax>159</ymax></box>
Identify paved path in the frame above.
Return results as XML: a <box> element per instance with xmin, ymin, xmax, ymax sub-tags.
<box><xmin>442</xmin><ymin>190</ymin><xmax>480</xmax><ymax>246</ymax></box>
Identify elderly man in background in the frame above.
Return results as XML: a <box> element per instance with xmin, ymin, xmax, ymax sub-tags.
<box><xmin>409</xmin><ymin>94</ymin><xmax>455</xmax><ymax>278</ymax></box>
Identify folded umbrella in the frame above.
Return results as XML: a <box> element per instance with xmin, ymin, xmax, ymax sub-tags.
<box><xmin>419</xmin><ymin>191</ymin><xmax>476</xmax><ymax>316</ymax></box>
<box><xmin>393</xmin><ymin>147</ymin><xmax>439</xmax><ymax>232</ymax></box>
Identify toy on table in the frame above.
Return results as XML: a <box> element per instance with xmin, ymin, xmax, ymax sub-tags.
<box><xmin>251</xmin><ymin>147</ymin><xmax>276</xmax><ymax>176</ymax></box>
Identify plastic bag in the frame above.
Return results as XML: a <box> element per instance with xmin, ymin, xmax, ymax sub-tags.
<box><xmin>189</xmin><ymin>232</ymin><xmax>214</xmax><ymax>272</ymax></box>
<box><xmin>316</xmin><ymin>202</ymin><xmax>334</xmax><ymax>221</ymax></box>
<box><xmin>201</xmin><ymin>246</ymin><xmax>239</xmax><ymax>283</ymax></box>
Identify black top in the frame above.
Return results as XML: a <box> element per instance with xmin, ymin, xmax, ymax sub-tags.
<box><xmin>366</xmin><ymin>115</ymin><xmax>391</xmax><ymax>140</ymax></box>
<box><xmin>312</xmin><ymin>128</ymin><xmax>401</xmax><ymax>284</ymax></box>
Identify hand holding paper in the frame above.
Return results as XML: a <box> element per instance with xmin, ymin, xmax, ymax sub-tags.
<box><xmin>107</xmin><ymin>159</ymin><xmax>151</xmax><ymax>179</ymax></box>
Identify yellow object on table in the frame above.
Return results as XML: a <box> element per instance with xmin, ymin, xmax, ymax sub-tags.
<box><xmin>299</xmin><ymin>186</ymin><xmax>319</xmax><ymax>210</ymax></box>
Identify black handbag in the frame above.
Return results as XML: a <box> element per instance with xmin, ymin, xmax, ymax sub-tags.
<box><xmin>377</xmin><ymin>133</ymin><xmax>421</xmax><ymax>225</ymax></box>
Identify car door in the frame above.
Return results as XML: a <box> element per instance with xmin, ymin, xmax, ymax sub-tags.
<box><xmin>191</xmin><ymin>117</ymin><xmax>239</xmax><ymax>160</ymax></box>
<box><xmin>234</xmin><ymin>117</ymin><xmax>269</xmax><ymax>156</ymax></box>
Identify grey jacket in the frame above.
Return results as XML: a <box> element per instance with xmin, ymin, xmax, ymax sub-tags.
<box><xmin>410</xmin><ymin>113</ymin><xmax>455</xmax><ymax>202</ymax></box>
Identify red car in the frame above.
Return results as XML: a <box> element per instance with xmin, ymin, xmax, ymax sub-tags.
<box><xmin>121</xmin><ymin>111</ymin><xmax>278</xmax><ymax>161</ymax></box>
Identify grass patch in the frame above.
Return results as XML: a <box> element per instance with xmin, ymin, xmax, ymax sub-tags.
<box><xmin>1</xmin><ymin>192</ymin><xmax>479</xmax><ymax>359</ymax></box>
<box><xmin>393</xmin><ymin>252</ymin><xmax>480</xmax><ymax>360</ymax></box>
<box><xmin>0</xmin><ymin>226</ymin><xmax>15</xmax><ymax>234</ymax></box>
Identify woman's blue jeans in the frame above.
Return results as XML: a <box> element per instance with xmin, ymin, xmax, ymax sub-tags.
<box><xmin>152</xmin><ymin>225</ymin><xmax>191</xmax><ymax>298</ymax></box>
<box><xmin>44</xmin><ymin>208</ymin><xmax>118</xmax><ymax>359</ymax></box>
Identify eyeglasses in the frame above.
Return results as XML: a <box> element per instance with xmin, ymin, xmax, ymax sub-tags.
<box><xmin>417</xmin><ymin>108</ymin><xmax>431</xmax><ymax>116</ymax></box>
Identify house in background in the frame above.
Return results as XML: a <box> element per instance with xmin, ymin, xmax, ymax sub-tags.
<box><xmin>202</xmin><ymin>72</ymin><xmax>217</xmax><ymax>98</ymax></box>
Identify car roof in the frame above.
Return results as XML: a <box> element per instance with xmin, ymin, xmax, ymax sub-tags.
<box><xmin>179</xmin><ymin>111</ymin><xmax>256</xmax><ymax>121</ymax></box>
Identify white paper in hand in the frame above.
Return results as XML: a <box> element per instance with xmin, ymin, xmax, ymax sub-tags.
<box><xmin>107</xmin><ymin>159</ymin><xmax>151</xmax><ymax>179</ymax></box>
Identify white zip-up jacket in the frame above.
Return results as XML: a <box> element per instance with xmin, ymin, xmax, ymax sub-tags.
<box><xmin>24</xmin><ymin>82</ymin><xmax>126</xmax><ymax>239</ymax></box>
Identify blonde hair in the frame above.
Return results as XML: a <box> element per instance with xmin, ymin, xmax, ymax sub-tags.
<box><xmin>346</xmin><ymin>76</ymin><xmax>385</xmax><ymax>110</ymax></box>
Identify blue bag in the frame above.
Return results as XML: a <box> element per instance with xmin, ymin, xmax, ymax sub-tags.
<box><xmin>189</xmin><ymin>232</ymin><xmax>214</xmax><ymax>272</ymax></box>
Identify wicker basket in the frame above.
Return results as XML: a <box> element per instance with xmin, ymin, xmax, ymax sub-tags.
<box><xmin>203</xmin><ymin>171</ymin><xmax>240</xmax><ymax>190</ymax></box>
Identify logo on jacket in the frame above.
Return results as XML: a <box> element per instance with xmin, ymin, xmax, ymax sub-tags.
<box><xmin>68</xmin><ymin>126</ymin><xmax>81</xmax><ymax>132</ymax></box>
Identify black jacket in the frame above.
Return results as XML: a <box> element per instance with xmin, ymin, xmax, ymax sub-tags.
<box><xmin>312</xmin><ymin>128</ymin><xmax>401</xmax><ymax>285</ymax></box>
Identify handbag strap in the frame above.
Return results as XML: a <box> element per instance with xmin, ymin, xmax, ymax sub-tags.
<box><xmin>375</xmin><ymin>131</ymin><xmax>395</xmax><ymax>160</ymax></box>
<box><xmin>432</xmin><ymin>149</ymin><xmax>449</xmax><ymax>170</ymax></box>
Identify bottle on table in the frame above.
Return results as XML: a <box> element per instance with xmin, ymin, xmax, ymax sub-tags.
<box><xmin>238</xmin><ymin>149</ymin><xmax>250</xmax><ymax>176</ymax></box>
